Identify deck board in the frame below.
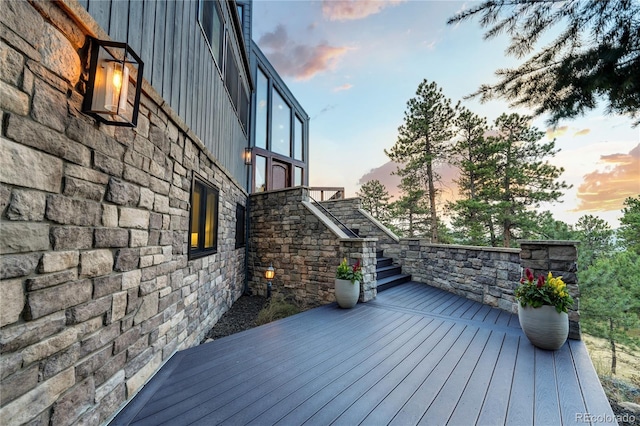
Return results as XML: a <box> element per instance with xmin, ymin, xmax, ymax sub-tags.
<box><xmin>112</xmin><ymin>282</ymin><xmax>616</xmax><ymax>426</ymax></box>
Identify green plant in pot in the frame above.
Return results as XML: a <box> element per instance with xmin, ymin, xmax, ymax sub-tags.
<box><xmin>516</xmin><ymin>268</ymin><xmax>574</xmax><ymax>350</ymax></box>
<box><xmin>335</xmin><ymin>258</ymin><xmax>363</xmax><ymax>308</ymax></box>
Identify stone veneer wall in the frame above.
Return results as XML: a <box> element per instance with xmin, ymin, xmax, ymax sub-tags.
<box><xmin>397</xmin><ymin>239</ymin><xmax>581</xmax><ymax>339</ymax></box>
<box><xmin>318</xmin><ymin>198</ymin><xmax>400</xmax><ymax>254</ymax></box>
<box><xmin>519</xmin><ymin>240</ymin><xmax>581</xmax><ymax>339</ymax></box>
<box><xmin>398</xmin><ymin>240</ymin><xmax>522</xmax><ymax>312</ymax></box>
<box><xmin>0</xmin><ymin>2</ymin><xmax>246</xmax><ymax>424</ymax></box>
<box><xmin>248</xmin><ymin>187</ymin><xmax>377</xmax><ymax>306</ymax></box>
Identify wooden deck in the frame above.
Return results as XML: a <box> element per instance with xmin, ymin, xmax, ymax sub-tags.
<box><xmin>112</xmin><ymin>282</ymin><xmax>616</xmax><ymax>425</ymax></box>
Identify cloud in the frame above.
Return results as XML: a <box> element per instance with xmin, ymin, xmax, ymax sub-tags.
<box><xmin>358</xmin><ymin>161</ymin><xmax>403</xmax><ymax>200</ymax></box>
<box><xmin>574</xmin><ymin>143</ymin><xmax>640</xmax><ymax>212</ymax></box>
<box><xmin>546</xmin><ymin>126</ymin><xmax>568</xmax><ymax>139</ymax></box>
<box><xmin>322</xmin><ymin>0</ymin><xmax>405</xmax><ymax>21</ymax></box>
<box><xmin>333</xmin><ymin>83</ymin><xmax>353</xmax><ymax>92</ymax></box>
<box><xmin>357</xmin><ymin>161</ymin><xmax>460</xmax><ymax>203</ymax></box>
<box><xmin>574</xmin><ymin>128</ymin><xmax>591</xmax><ymax>137</ymax></box>
<box><xmin>258</xmin><ymin>24</ymin><xmax>288</xmax><ymax>50</ymax></box>
<box><xmin>258</xmin><ymin>25</ymin><xmax>350</xmax><ymax>80</ymax></box>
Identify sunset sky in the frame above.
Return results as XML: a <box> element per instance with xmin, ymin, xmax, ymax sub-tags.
<box><xmin>252</xmin><ymin>0</ymin><xmax>640</xmax><ymax>228</ymax></box>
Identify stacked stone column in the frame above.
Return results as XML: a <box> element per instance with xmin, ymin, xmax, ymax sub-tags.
<box><xmin>339</xmin><ymin>238</ymin><xmax>377</xmax><ymax>302</ymax></box>
<box><xmin>518</xmin><ymin>240</ymin><xmax>581</xmax><ymax>340</ymax></box>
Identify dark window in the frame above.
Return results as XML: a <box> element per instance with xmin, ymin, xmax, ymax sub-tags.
<box><xmin>235</xmin><ymin>203</ymin><xmax>246</xmax><ymax>248</ymax></box>
<box><xmin>225</xmin><ymin>46</ymin><xmax>239</xmax><ymax>109</ymax></box>
<box><xmin>200</xmin><ymin>0</ymin><xmax>223</xmax><ymax>68</ymax></box>
<box><xmin>189</xmin><ymin>178</ymin><xmax>219</xmax><ymax>258</ymax></box>
<box><xmin>240</xmin><ymin>89</ymin><xmax>249</xmax><ymax>132</ymax></box>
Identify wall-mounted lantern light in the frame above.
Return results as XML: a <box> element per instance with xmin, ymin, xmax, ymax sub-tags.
<box><xmin>265</xmin><ymin>263</ymin><xmax>275</xmax><ymax>298</ymax></box>
<box><xmin>83</xmin><ymin>38</ymin><xmax>144</xmax><ymax>127</ymax></box>
<box><xmin>243</xmin><ymin>147</ymin><xmax>253</xmax><ymax>165</ymax></box>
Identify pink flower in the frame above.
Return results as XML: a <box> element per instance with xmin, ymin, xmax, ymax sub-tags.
<box><xmin>537</xmin><ymin>275</ymin><xmax>545</xmax><ymax>288</ymax></box>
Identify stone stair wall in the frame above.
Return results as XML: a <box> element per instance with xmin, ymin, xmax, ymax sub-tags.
<box><xmin>317</xmin><ymin>198</ymin><xmax>400</xmax><ymax>254</ymax></box>
<box><xmin>248</xmin><ymin>187</ymin><xmax>377</xmax><ymax>306</ymax></box>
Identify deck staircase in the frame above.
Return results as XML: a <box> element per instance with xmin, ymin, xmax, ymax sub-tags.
<box><xmin>375</xmin><ymin>250</ymin><xmax>411</xmax><ymax>292</ymax></box>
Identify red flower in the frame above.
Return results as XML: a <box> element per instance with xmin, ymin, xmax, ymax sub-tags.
<box><xmin>525</xmin><ymin>268</ymin><xmax>534</xmax><ymax>282</ymax></box>
<box><xmin>352</xmin><ymin>260</ymin><xmax>361</xmax><ymax>272</ymax></box>
<box><xmin>537</xmin><ymin>275</ymin><xmax>545</xmax><ymax>288</ymax></box>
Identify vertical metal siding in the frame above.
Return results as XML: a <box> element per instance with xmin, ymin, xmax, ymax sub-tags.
<box><xmin>87</xmin><ymin>0</ymin><xmax>110</xmax><ymax>34</ymax></box>
<box><xmin>151</xmin><ymin>1</ymin><xmax>166</xmax><ymax>90</ymax></box>
<box><xmin>127</xmin><ymin>1</ymin><xmax>143</xmax><ymax>55</ymax></box>
<box><xmin>83</xmin><ymin>0</ymin><xmax>249</xmax><ymax>185</ymax></box>
<box><xmin>162</xmin><ymin>0</ymin><xmax>175</xmax><ymax>103</ymax></box>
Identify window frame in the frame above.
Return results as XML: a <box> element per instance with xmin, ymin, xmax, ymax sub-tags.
<box><xmin>198</xmin><ymin>0</ymin><xmax>224</xmax><ymax>70</ymax></box>
<box><xmin>270</xmin><ymin>87</ymin><xmax>292</xmax><ymax>157</ymax></box>
<box><xmin>189</xmin><ymin>176</ymin><xmax>220</xmax><ymax>259</ymax></box>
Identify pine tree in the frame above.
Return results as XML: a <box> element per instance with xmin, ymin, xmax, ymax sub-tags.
<box><xmin>532</xmin><ymin>211</ymin><xmax>577</xmax><ymax>240</ymax></box>
<box><xmin>385</xmin><ymin>79</ymin><xmax>457</xmax><ymax>242</ymax></box>
<box><xmin>447</xmin><ymin>107</ymin><xmax>496</xmax><ymax>245</ymax></box>
<box><xmin>488</xmin><ymin>113</ymin><xmax>570</xmax><ymax>247</ymax></box>
<box><xmin>618</xmin><ymin>196</ymin><xmax>640</xmax><ymax>255</ymax></box>
<box><xmin>388</xmin><ymin>171</ymin><xmax>430</xmax><ymax>238</ymax></box>
<box><xmin>579</xmin><ymin>251</ymin><xmax>640</xmax><ymax>375</ymax></box>
<box><xmin>357</xmin><ymin>180</ymin><xmax>391</xmax><ymax>223</ymax></box>
<box><xmin>448</xmin><ymin>0</ymin><xmax>640</xmax><ymax>125</ymax></box>
<box><xmin>575</xmin><ymin>215</ymin><xmax>615</xmax><ymax>270</ymax></box>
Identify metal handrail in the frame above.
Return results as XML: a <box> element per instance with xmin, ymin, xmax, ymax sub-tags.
<box><xmin>308</xmin><ymin>187</ymin><xmax>344</xmax><ymax>201</ymax></box>
<box><xmin>309</xmin><ymin>195</ymin><xmax>359</xmax><ymax>238</ymax></box>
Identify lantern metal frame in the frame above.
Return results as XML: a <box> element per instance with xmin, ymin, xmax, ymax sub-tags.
<box><xmin>83</xmin><ymin>37</ymin><xmax>144</xmax><ymax>127</ymax></box>
<box><xmin>265</xmin><ymin>263</ymin><xmax>275</xmax><ymax>298</ymax></box>
<box><xmin>243</xmin><ymin>147</ymin><xmax>253</xmax><ymax>165</ymax></box>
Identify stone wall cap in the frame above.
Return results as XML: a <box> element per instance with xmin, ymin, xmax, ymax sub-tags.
<box><xmin>251</xmin><ymin>187</ymin><xmax>306</xmax><ymax>197</ymax></box>
<box><xmin>357</xmin><ymin>208</ymin><xmax>400</xmax><ymax>243</ymax></box>
<box><xmin>518</xmin><ymin>240</ymin><xmax>581</xmax><ymax>246</ymax></box>
<box><xmin>339</xmin><ymin>238</ymin><xmax>377</xmax><ymax>243</ymax></box>
<box><xmin>301</xmin><ymin>200</ymin><xmax>349</xmax><ymax>239</ymax></box>
<box><xmin>317</xmin><ymin>196</ymin><xmax>359</xmax><ymax>204</ymax></box>
<box><xmin>401</xmin><ymin>240</ymin><xmax>521</xmax><ymax>253</ymax></box>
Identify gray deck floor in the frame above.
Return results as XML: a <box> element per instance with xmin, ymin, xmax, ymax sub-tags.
<box><xmin>112</xmin><ymin>282</ymin><xmax>616</xmax><ymax>425</ymax></box>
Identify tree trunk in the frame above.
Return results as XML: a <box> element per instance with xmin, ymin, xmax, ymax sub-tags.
<box><xmin>425</xmin><ymin>140</ymin><xmax>438</xmax><ymax>243</ymax></box>
<box><xmin>610</xmin><ymin>318</ymin><xmax>617</xmax><ymax>375</ymax></box>
<box><xmin>503</xmin><ymin>219</ymin><xmax>511</xmax><ymax>247</ymax></box>
<box><xmin>408</xmin><ymin>211</ymin><xmax>414</xmax><ymax>237</ymax></box>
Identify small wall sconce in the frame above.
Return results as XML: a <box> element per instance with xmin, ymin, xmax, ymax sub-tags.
<box><xmin>83</xmin><ymin>38</ymin><xmax>144</xmax><ymax>127</ymax></box>
<box><xmin>243</xmin><ymin>147</ymin><xmax>253</xmax><ymax>165</ymax></box>
<box><xmin>265</xmin><ymin>263</ymin><xmax>275</xmax><ymax>298</ymax></box>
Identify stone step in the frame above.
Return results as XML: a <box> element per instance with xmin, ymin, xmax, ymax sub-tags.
<box><xmin>376</xmin><ymin>274</ymin><xmax>412</xmax><ymax>292</ymax></box>
<box><xmin>376</xmin><ymin>264</ymin><xmax>402</xmax><ymax>279</ymax></box>
<box><xmin>376</xmin><ymin>257</ymin><xmax>393</xmax><ymax>268</ymax></box>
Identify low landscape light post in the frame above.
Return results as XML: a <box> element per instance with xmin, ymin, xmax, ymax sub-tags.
<box><xmin>265</xmin><ymin>264</ymin><xmax>275</xmax><ymax>298</ymax></box>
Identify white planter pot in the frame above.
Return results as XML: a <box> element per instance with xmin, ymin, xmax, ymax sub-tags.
<box><xmin>518</xmin><ymin>302</ymin><xmax>568</xmax><ymax>350</ymax></box>
<box><xmin>335</xmin><ymin>279</ymin><xmax>360</xmax><ymax>308</ymax></box>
